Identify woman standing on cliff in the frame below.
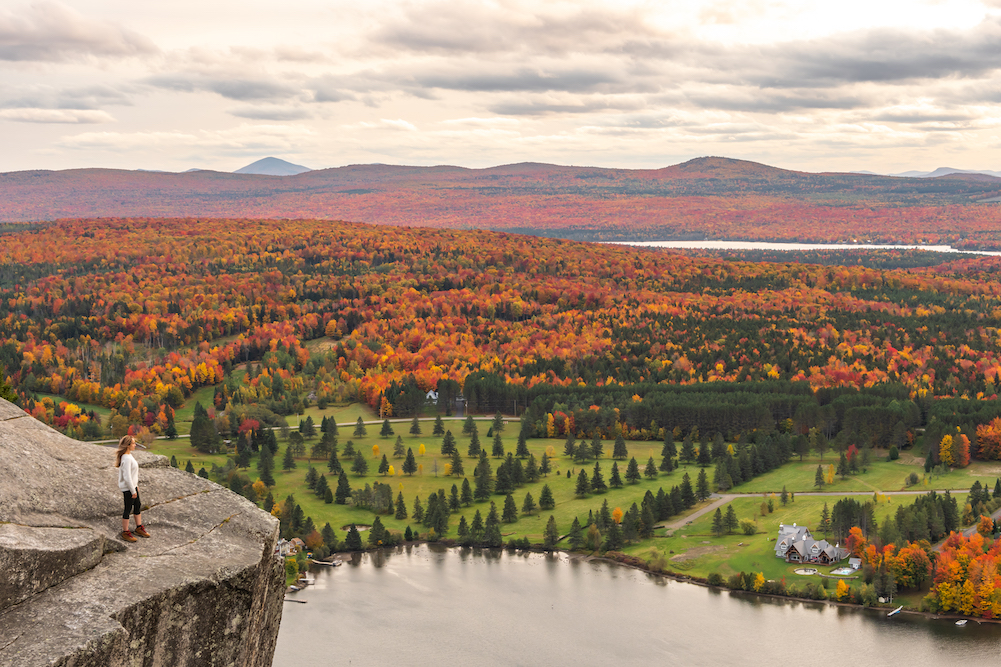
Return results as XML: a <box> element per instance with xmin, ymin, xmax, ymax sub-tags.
<box><xmin>115</xmin><ymin>435</ymin><xmax>151</xmax><ymax>542</ymax></box>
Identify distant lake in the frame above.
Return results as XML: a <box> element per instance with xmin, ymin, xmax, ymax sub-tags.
<box><xmin>609</xmin><ymin>240</ymin><xmax>1001</xmax><ymax>255</ymax></box>
<box><xmin>273</xmin><ymin>546</ymin><xmax>1000</xmax><ymax>666</ymax></box>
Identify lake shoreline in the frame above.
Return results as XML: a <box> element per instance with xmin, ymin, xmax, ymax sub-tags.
<box><xmin>311</xmin><ymin>541</ymin><xmax>998</xmax><ymax>625</ymax></box>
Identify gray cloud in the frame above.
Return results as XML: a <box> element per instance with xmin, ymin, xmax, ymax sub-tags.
<box><xmin>489</xmin><ymin>96</ymin><xmax>646</xmax><ymax>116</ymax></box>
<box><xmin>145</xmin><ymin>75</ymin><xmax>298</xmax><ymax>101</ymax></box>
<box><xmin>2</xmin><ymin>84</ymin><xmax>132</xmax><ymax>110</ymax></box>
<box><xmin>0</xmin><ymin>1</ymin><xmax>156</xmax><ymax>62</ymax></box>
<box><xmin>414</xmin><ymin>67</ymin><xmax>626</xmax><ymax>94</ymax></box>
<box><xmin>229</xmin><ymin>106</ymin><xmax>312</xmax><ymax>120</ymax></box>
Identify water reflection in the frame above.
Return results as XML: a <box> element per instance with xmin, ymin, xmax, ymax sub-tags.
<box><xmin>275</xmin><ymin>546</ymin><xmax>1000</xmax><ymax>667</ymax></box>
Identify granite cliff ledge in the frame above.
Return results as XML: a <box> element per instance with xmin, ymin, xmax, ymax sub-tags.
<box><xmin>0</xmin><ymin>398</ymin><xmax>284</xmax><ymax>667</ymax></box>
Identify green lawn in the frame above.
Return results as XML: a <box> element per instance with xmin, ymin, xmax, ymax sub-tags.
<box><xmin>150</xmin><ymin>429</ymin><xmax>701</xmax><ymax>542</ymax></box>
<box><xmin>623</xmin><ymin>494</ymin><xmax>900</xmax><ymax>582</ymax></box>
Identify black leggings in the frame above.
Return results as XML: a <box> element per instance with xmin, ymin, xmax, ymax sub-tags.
<box><xmin>122</xmin><ymin>490</ymin><xmax>142</xmax><ymax>520</ymax></box>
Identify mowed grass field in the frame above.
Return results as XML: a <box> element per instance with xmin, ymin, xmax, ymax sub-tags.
<box><xmin>150</xmin><ymin>412</ymin><xmax>998</xmax><ymax>551</ymax></box>
<box><xmin>623</xmin><ymin>494</ymin><xmax>901</xmax><ymax>582</ymax></box>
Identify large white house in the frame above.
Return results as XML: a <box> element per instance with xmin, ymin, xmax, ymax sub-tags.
<box><xmin>774</xmin><ymin>523</ymin><xmax>846</xmax><ymax>565</ymax></box>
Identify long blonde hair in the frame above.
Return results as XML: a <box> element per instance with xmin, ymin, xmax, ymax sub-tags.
<box><xmin>115</xmin><ymin>435</ymin><xmax>135</xmax><ymax>468</ymax></box>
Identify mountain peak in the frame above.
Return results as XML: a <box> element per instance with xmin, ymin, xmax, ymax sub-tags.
<box><xmin>234</xmin><ymin>157</ymin><xmax>311</xmax><ymax>176</ymax></box>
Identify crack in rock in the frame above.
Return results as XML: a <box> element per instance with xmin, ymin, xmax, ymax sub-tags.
<box><xmin>153</xmin><ymin>512</ymin><xmax>243</xmax><ymax>556</ymax></box>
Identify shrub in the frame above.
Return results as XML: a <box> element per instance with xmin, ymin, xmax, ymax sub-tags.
<box><xmin>707</xmin><ymin>572</ymin><xmax>724</xmax><ymax>586</ymax></box>
<box><xmin>740</xmin><ymin>519</ymin><xmax>757</xmax><ymax>535</ymax></box>
<box><xmin>888</xmin><ymin>445</ymin><xmax>899</xmax><ymax>461</ymax></box>
<box><xmin>905</xmin><ymin>472</ymin><xmax>920</xmax><ymax>487</ymax></box>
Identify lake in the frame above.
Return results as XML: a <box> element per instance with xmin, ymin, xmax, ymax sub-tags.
<box><xmin>273</xmin><ymin>546</ymin><xmax>999</xmax><ymax>666</ymax></box>
<box><xmin>608</xmin><ymin>240</ymin><xmax>1001</xmax><ymax>255</ymax></box>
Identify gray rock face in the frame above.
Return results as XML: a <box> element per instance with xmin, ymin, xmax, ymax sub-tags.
<box><xmin>0</xmin><ymin>399</ymin><xmax>284</xmax><ymax>666</ymax></box>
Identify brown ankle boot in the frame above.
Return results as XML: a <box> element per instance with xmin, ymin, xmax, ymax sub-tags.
<box><xmin>121</xmin><ymin>530</ymin><xmax>137</xmax><ymax>542</ymax></box>
<box><xmin>134</xmin><ymin>525</ymin><xmax>150</xmax><ymax>538</ymax></box>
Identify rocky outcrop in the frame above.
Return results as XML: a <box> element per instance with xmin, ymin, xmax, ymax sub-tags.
<box><xmin>0</xmin><ymin>399</ymin><xmax>284</xmax><ymax>666</ymax></box>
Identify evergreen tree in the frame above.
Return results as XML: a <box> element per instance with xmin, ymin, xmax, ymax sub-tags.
<box><xmin>837</xmin><ymin>451</ymin><xmax>850</xmax><ymax>480</ymax></box>
<box><xmin>433</xmin><ymin>415</ymin><xmax>445</xmax><ymax>436</ymax></box>
<box><xmin>539</xmin><ymin>484</ymin><xmax>555</xmax><ymax>510</ymax></box>
<box><xmin>321</xmin><ymin>522</ymin><xmax>337</xmax><ymax>551</ymax></box>
<box><xmin>544</xmin><ymin>515</ymin><xmax>560</xmax><ymax>548</ymax></box>
<box><xmin>463</xmin><ymin>415</ymin><xmax>475</xmax><ymax>435</ymax></box>
<box><xmin>695</xmin><ymin>468</ymin><xmax>710</xmax><ymax>502</ymax></box>
<box><xmin>301</xmin><ymin>416</ymin><xmax>316</xmax><ymax>439</ymax></box>
<box><xmin>470</xmin><ymin>509</ymin><xmax>484</xmax><ymax>541</ymax></box>
<box><xmin>263</xmin><ymin>491</ymin><xmax>275</xmax><ymax>513</ymax></box>
<box><xmin>493</xmin><ymin>412</ymin><xmax>505</xmax><ymax>434</ymax></box>
<box><xmin>567</xmin><ymin>517</ymin><xmax>584</xmax><ymax>550</ymax></box>
<box><xmin>305</xmin><ymin>465</ymin><xmax>319</xmax><ymax>491</ymax></box>
<box><xmin>680</xmin><ymin>435</ymin><xmax>696</xmax><ymax>465</ymax></box>
<box><xmin>328</xmin><ymin>419</ymin><xmax>339</xmax><ymax>437</ymax></box>
<box><xmin>461</xmin><ymin>478</ymin><xmax>473</xmax><ymax>506</ymax></box>
<box><xmin>198</xmin><ymin>467</ymin><xmax>209</xmax><ymax>479</ymax></box>
<box><xmin>334</xmin><ymin>472</ymin><xmax>351</xmax><ymax>504</ymax></box>
<box><xmin>457</xmin><ymin>515</ymin><xmax>470</xmax><ymax>542</ymax></box>
<box><xmin>781</xmin><ymin>485</ymin><xmax>789</xmax><ymax>506</ymax></box>
<box><xmin>484</xmin><ymin>502</ymin><xmax>503</xmax><ymax>546</ymax></box>
<box><xmin>342</xmin><ymin>440</ymin><xmax>356</xmax><ymax>457</ymax></box>
<box><xmin>591</xmin><ymin>462</ymin><xmax>607</xmax><ymax>493</ymax></box>
<box><xmin>625</xmin><ymin>457</ymin><xmax>641</xmax><ymax>484</ymax></box>
<box><xmin>380</xmin><ymin>419</ymin><xmax>394</xmax><ymax>437</ymax></box>
<box><xmin>613</xmin><ymin>431</ymin><xmax>628</xmax><ymax>459</ymax></box>
<box><xmin>323</xmin><ymin>486</ymin><xmax>333</xmax><ymax>504</ymax></box>
<box><xmin>540</xmin><ymin>452</ymin><xmax>551</xmax><ymax>477</ymax></box>
<box><xmin>315</xmin><ymin>474</ymin><xmax>330</xmax><ymax>500</ymax></box>
<box><xmin>473</xmin><ymin>453</ymin><xmax>493</xmax><ymax>501</ymax></box>
<box><xmin>449</xmin><ymin>484</ymin><xmax>461</xmax><ymax>511</ymax></box>
<box><xmin>353</xmin><ymin>417</ymin><xmax>367</xmax><ymax>437</ymax></box>
<box><xmin>441</xmin><ymin>429</ymin><xmax>456</xmax><ymax>455</ymax></box>
<box><xmin>524</xmin><ymin>454</ymin><xmax>540</xmax><ymax>483</ymax></box>
<box><xmin>575</xmin><ymin>469</ymin><xmax>591</xmax><ymax>496</ymax></box>
<box><xmin>282</xmin><ymin>446</ymin><xmax>296</xmax><ymax>471</ymax></box>
<box><xmin>591</xmin><ymin>433</ymin><xmax>603</xmax><ymax>460</ymax></box>
<box><xmin>468</xmin><ymin>429</ymin><xmax>481</xmax><ymax>457</ymax></box>
<box><xmin>818</xmin><ymin>502</ymin><xmax>832</xmax><ymax>537</ymax></box>
<box><xmin>609</xmin><ymin>462</ymin><xmax>624</xmax><ymax>488</ymax></box>
<box><xmin>711</xmin><ymin>508</ymin><xmax>724</xmax><ymax>537</ymax></box>
<box><xmin>605</xmin><ymin>520</ymin><xmax>624</xmax><ymax>551</ymax></box>
<box><xmin>564</xmin><ymin>431</ymin><xmax>576</xmax><ymax>458</ymax></box>
<box><xmin>662</xmin><ymin>433</ymin><xmax>677</xmax><ymax>460</ymax></box>
<box><xmin>449</xmin><ymin>449</ymin><xmax>465</xmax><ymax>477</ymax></box>
<box><xmin>351</xmin><ymin>450</ymin><xmax>369</xmax><ymax>476</ymax></box>
<box><xmin>409</xmin><ymin>416</ymin><xmax>421</xmax><ymax>436</ymax></box>
<box><xmin>598</xmin><ymin>500</ymin><xmax>612</xmax><ymax>530</ymax></box>
<box><xmin>326</xmin><ymin>444</ymin><xmax>341</xmax><ymax>476</ymax></box>
<box><xmin>404</xmin><ymin>525</ymin><xmax>414</xmax><ymax>541</ymax></box>
<box><xmin>814</xmin><ymin>464</ymin><xmax>825</xmax><ymax>489</ymax></box>
<box><xmin>494</xmin><ymin>461</ymin><xmax>512</xmax><ymax>495</ymax></box>
<box><xmin>394</xmin><ymin>435</ymin><xmax>405</xmax><ymax>458</ymax></box>
<box><xmin>492</xmin><ymin>432</ymin><xmax>505</xmax><ymax>458</ymax></box>
<box><xmin>503</xmin><ymin>494</ymin><xmax>519</xmax><ymax>522</ymax></box>
<box><xmin>659</xmin><ymin>452</ymin><xmax>674</xmax><ymax>473</ymax></box>
<box><xmin>724</xmin><ymin>504</ymin><xmax>739</xmax><ymax>534</ymax></box>
<box><xmin>184</xmin><ymin>459</ymin><xmax>195</xmax><ymax>474</ymax></box>
<box><xmin>395</xmin><ymin>492</ymin><xmax>408</xmax><ymax>519</ymax></box>
<box><xmin>378</xmin><ymin>454</ymin><xmax>390</xmax><ymax>476</ymax></box>
<box><xmin>697</xmin><ymin>441</ymin><xmax>712</xmax><ymax>467</ymax></box>
<box><xmin>644</xmin><ymin>456</ymin><xmax>658</xmax><ymax>479</ymax></box>
<box><xmin>515</xmin><ymin>432</ymin><xmax>530</xmax><ymax>458</ymax></box>
<box><xmin>403</xmin><ymin>448</ymin><xmax>418</xmax><ymax>475</ymax></box>
<box><xmin>412</xmin><ymin>496</ymin><xmax>424</xmax><ymax>523</ymax></box>
<box><xmin>345</xmin><ymin>524</ymin><xmax>362</xmax><ymax>551</ymax></box>
<box><xmin>680</xmin><ymin>473</ymin><xmax>695</xmax><ymax>508</ymax></box>
<box><xmin>994</xmin><ymin>478</ymin><xmax>1001</xmax><ymax>499</ymax></box>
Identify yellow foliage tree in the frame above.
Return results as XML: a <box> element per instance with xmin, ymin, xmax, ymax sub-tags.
<box><xmin>836</xmin><ymin>579</ymin><xmax>850</xmax><ymax>601</ymax></box>
<box><xmin>612</xmin><ymin>507</ymin><xmax>624</xmax><ymax>524</ymax></box>
<box><xmin>372</xmin><ymin>444</ymin><xmax>380</xmax><ymax>458</ymax></box>
<box><xmin>826</xmin><ymin>464</ymin><xmax>835</xmax><ymax>485</ymax></box>
<box><xmin>753</xmin><ymin>572</ymin><xmax>765</xmax><ymax>592</ymax></box>
<box><xmin>939</xmin><ymin>435</ymin><xmax>955</xmax><ymax>466</ymax></box>
<box><xmin>443</xmin><ymin>463</ymin><xmax>452</xmax><ymax>476</ymax></box>
<box><xmin>387</xmin><ymin>465</ymin><xmax>395</xmax><ymax>476</ymax></box>
<box><xmin>418</xmin><ymin>443</ymin><xmax>426</xmax><ymax>456</ymax></box>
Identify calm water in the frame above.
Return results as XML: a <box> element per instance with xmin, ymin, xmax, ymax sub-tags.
<box><xmin>273</xmin><ymin>546</ymin><xmax>1000</xmax><ymax>666</ymax></box>
<box><xmin>609</xmin><ymin>240</ymin><xmax>1001</xmax><ymax>255</ymax></box>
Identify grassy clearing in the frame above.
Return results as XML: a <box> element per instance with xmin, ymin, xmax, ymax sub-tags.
<box><xmin>623</xmin><ymin>494</ymin><xmax>900</xmax><ymax>582</ymax></box>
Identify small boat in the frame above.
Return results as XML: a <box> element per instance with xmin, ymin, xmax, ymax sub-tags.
<box><xmin>288</xmin><ymin>585</ymin><xmax>300</xmax><ymax>592</ymax></box>
<box><xmin>955</xmin><ymin>620</ymin><xmax>967</xmax><ymax>627</ymax></box>
<box><xmin>887</xmin><ymin>606</ymin><xmax>903</xmax><ymax>617</ymax></box>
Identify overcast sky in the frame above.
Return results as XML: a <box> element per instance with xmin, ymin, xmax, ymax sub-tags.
<box><xmin>3</xmin><ymin>0</ymin><xmax>1001</xmax><ymax>173</ymax></box>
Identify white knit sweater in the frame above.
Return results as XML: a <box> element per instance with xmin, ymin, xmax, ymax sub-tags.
<box><xmin>118</xmin><ymin>452</ymin><xmax>139</xmax><ymax>494</ymax></box>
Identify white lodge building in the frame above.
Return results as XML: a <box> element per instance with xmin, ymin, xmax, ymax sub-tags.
<box><xmin>774</xmin><ymin>523</ymin><xmax>847</xmax><ymax>565</ymax></box>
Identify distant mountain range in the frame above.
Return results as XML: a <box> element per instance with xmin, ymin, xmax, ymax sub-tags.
<box><xmin>888</xmin><ymin>167</ymin><xmax>1001</xmax><ymax>179</ymax></box>
<box><xmin>2</xmin><ymin>156</ymin><xmax>1000</xmax><ymax>246</ymax></box>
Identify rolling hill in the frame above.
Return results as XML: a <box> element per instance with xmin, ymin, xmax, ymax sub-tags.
<box><xmin>2</xmin><ymin>156</ymin><xmax>1001</xmax><ymax>248</ymax></box>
